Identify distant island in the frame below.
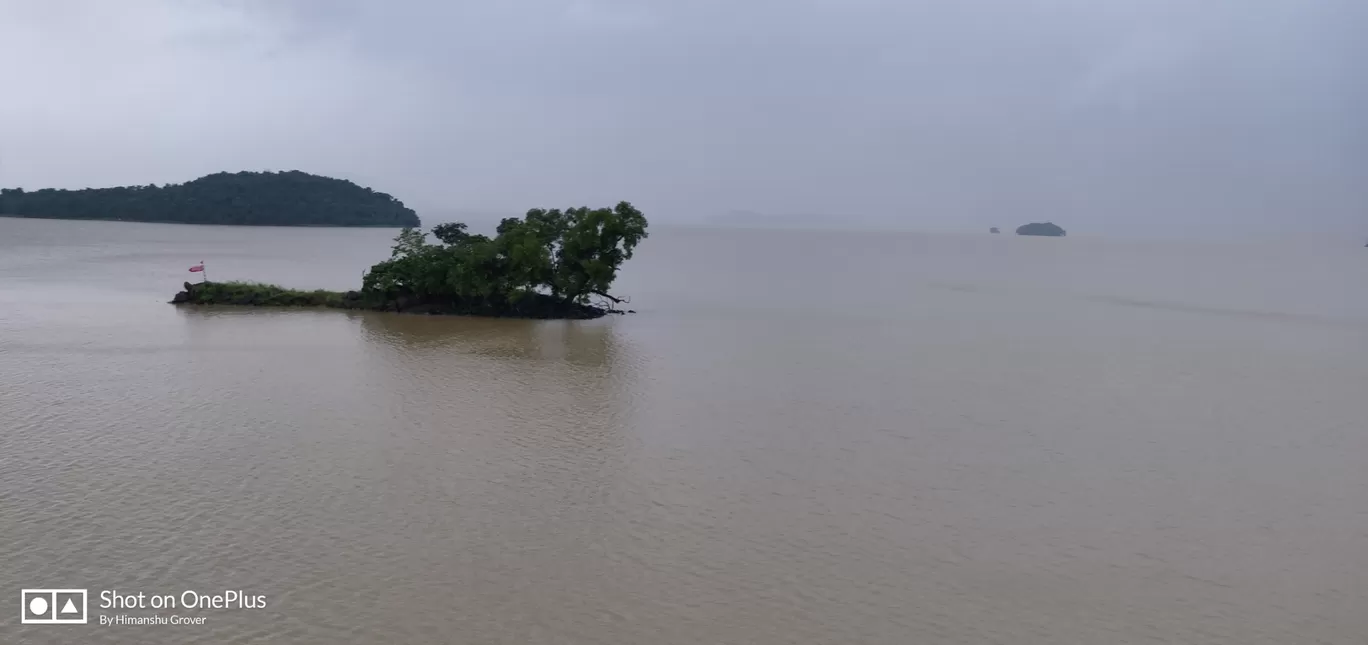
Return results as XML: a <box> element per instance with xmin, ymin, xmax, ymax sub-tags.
<box><xmin>989</xmin><ymin>227</ymin><xmax>1000</xmax><ymax>234</ymax></box>
<box><xmin>0</xmin><ymin>170</ymin><xmax>420</xmax><ymax>227</ymax></box>
<box><xmin>173</xmin><ymin>202</ymin><xmax>647</xmax><ymax>320</ymax></box>
<box><xmin>1016</xmin><ymin>222</ymin><xmax>1067</xmax><ymax>237</ymax></box>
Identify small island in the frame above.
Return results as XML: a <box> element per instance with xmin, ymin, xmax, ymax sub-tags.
<box><xmin>989</xmin><ymin>227</ymin><xmax>1000</xmax><ymax>234</ymax></box>
<box><xmin>0</xmin><ymin>170</ymin><xmax>420</xmax><ymax>227</ymax></box>
<box><xmin>1016</xmin><ymin>222</ymin><xmax>1067</xmax><ymax>237</ymax></box>
<box><xmin>173</xmin><ymin>202</ymin><xmax>648</xmax><ymax>320</ymax></box>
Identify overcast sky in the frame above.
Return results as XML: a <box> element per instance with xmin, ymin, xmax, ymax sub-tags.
<box><xmin>0</xmin><ymin>0</ymin><xmax>1363</xmax><ymax>235</ymax></box>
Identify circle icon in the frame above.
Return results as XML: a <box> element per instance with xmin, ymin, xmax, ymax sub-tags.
<box><xmin>29</xmin><ymin>596</ymin><xmax>49</xmax><ymax>616</ymax></box>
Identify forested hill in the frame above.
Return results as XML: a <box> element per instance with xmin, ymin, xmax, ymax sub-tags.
<box><xmin>0</xmin><ymin>171</ymin><xmax>421</xmax><ymax>227</ymax></box>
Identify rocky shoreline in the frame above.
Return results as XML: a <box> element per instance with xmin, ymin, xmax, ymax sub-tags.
<box><xmin>171</xmin><ymin>281</ymin><xmax>632</xmax><ymax>320</ymax></box>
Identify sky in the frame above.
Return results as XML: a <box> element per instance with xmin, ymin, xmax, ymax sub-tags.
<box><xmin>0</xmin><ymin>0</ymin><xmax>1363</xmax><ymax>236</ymax></box>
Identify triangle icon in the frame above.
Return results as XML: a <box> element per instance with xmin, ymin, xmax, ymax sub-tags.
<box><xmin>61</xmin><ymin>598</ymin><xmax>78</xmax><ymax>614</ymax></box>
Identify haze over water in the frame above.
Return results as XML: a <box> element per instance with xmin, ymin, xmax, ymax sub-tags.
<box><xmin>2</xmin><ymin>216</ymin><xmax>1366</xmax><ymax>644</ymax></box>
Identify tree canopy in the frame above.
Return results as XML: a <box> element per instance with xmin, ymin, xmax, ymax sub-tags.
<box><xmin>0</xmin><ymin>170</ymin><xmax>420</xmax><ymax>227</ymax></box>
<box><xmin>1016</xmin><ymin>222</ymin><xmax>1067</xmax><ymax>237</ymax></box>
<box><xmin>361</xmin><ymin>203</ymin><xmax>648</xmax><ymax>313</ymax></box>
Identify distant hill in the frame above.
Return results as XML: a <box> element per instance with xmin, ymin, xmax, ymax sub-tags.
<box><xmin>0</xmin><ymin>171</ymin><xmax>421</xmax><ymax>227</ymax></box>
<box><xmin>1016</xmin><ymin>222</ymin><xmax>1067</xmax><ymax>237</ymax></box>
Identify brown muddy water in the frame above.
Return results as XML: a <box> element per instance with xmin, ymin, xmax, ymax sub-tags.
<box><xmin>2</xmin><ymin>216</ymin><xmax>1366</xmax><ymax>644</ymax></box>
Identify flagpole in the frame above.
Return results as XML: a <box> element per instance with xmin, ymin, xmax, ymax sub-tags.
<box><xmin>201</xmin><ymin>260</ymin><xmax>207</xmax><ymax>283</ymax></box>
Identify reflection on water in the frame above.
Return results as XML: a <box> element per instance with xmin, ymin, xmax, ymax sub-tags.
<box><xmin>356</xmin><ymin>311</ymin><xmax>625</xmax><ymax>366</ymax></box>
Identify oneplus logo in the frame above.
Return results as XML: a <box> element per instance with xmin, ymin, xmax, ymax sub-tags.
<box><xmin>22</xmin><ymin>589</ymin><xmax>87</xmax><ymax>625</ymax></box>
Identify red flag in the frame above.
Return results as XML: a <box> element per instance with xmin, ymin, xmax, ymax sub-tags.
<box><xmin>188</xmin><ymin>263</ymin><xmax>204</xmax><ymax>273</ymax></box>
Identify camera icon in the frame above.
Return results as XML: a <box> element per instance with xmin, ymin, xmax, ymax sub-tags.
<box><xmin>21</xmin><ymin>589</ymin><xmax>87</xmax><ymax>624</ymax></box>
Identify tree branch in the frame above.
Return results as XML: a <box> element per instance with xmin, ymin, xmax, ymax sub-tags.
<box><xmin>590</xmin><ymin>290</ymin><xmax>629</xmax><ymax>304</ymax></box>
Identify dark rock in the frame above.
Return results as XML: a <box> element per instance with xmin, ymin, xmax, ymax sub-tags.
<box><xmin>170</xmin><ymin>281</ymin><xmax>204</xmax><ymax>304</ymax></box>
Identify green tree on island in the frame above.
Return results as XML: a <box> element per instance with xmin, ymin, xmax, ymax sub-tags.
<box><xmin>362</xmin><ymin>202</ymin><xmax>648</xmax><ymax>312</ymax></box>
<box><xmin>172</xmin><ymin>201</ymin><xmax>651</xmax><ymax>319</ymax></box>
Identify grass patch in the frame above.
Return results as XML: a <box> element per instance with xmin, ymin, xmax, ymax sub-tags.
<box><xmin>188</xmin><ymin>281</ymin><xmax>348</xmax><ymax>308</ymax></box>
